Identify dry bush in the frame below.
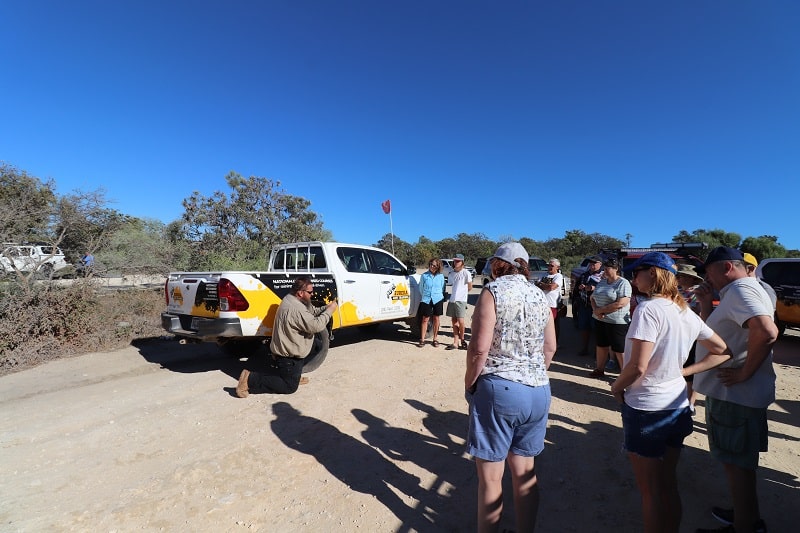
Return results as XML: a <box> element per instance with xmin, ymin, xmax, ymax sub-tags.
<box><xmin>0</xmin><ymin>281</ymin><xmax>164</xmax><ymax>375</ymax></box>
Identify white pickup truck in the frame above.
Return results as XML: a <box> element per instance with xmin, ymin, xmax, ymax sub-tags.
<box><xmin>161</xmin><ymin>241</ymin><xmax>422</xmax><ymax>360</ymax></box>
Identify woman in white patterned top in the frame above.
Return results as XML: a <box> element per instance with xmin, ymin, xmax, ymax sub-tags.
<box><xmin>465</xmin><ymin>242</ymin><xmax>556</xmax><ymax>532</ymax></box>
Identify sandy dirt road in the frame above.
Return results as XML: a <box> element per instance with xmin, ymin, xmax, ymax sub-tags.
<box><xmin>2</xmin><ymin>288</ymin><xmax>799</xmax><ymax>532</ymax></box>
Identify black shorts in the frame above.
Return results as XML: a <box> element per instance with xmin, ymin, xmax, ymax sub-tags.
<box><xmin>419</xmin><ymin>300</ymin><xmax>444</xmax><ymax>317</ymax></box>
<box><xmin>594</xmin><ymin>319</ymin><xmax>628</xmax><ymax>353</ymax></box>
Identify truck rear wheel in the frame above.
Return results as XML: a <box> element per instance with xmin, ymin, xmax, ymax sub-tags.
<box><xmin>216</xmin><ymin>339</ymin><xmax>266</xmax><ymax>358</ymax></box>
<box><xmin>302</xmin><ymin>329</ymin><xmax>330</xmax><ymax>373</ymax></box>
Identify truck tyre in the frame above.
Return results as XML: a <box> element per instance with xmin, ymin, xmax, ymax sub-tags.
<box><xmin>216</xmin><ymin>338</ymin><xmax>265</xmax><ymax>358</ymax></box>
<box><xmin>409</xmin><ymin>311</ymin><xmax>435</xmax><ymax>339</ymax></box>
<box><xmin>302</xmin><ymin>329</ymin><xmax>330</xmax><ymax>373</ymax></box>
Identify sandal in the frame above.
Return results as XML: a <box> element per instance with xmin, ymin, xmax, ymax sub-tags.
<box><xmin>589</xmin><ymin>368</ymin><xmax>605</xmax><ymax>378</ymax></box>
<box><xmin>417</xmin><ymin>341</ymin><xmax>425</xmax><ymax>348</ymax></box>
<box><xmin>432</xmin><ymin>340</ymin><xmax>439</xmax><ymax>348</ymax></box>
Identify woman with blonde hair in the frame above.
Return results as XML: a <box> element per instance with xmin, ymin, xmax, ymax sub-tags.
<box><xmin>611</xmin><ymin>252</ymin><xmax>729</xmax><ymax>533</ymax></box>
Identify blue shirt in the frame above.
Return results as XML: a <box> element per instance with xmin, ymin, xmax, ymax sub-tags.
<box><xmin>420</xmin><ymin>271</ymin><xmax>445</xmax><ymax>304</ymax></box>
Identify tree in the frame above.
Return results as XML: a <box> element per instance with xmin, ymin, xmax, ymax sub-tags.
<box><xmin>672</xmin><ymin>229</ymin><xmax>742</xmax><ymax>260</ymax></box>
<box><xmin>0</xmin><ymin>163</ymin><xmax>57</xmax><ymax>243</ymax></box>
<box><xmin>740</xmin><ymin>236</ymin><xmax>786</xmax><ymax>263</ymax></box>
<box><xmin>375</xmin><ymin>234</ymin><xmax>415</xmax><ymax>265</ymax></box>
<box><xmin>178</xmin><ymin>172</ymin><xmax>330</xmax><ymax>270</ymax></box>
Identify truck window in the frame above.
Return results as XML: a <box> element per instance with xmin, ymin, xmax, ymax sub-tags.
<box><xmin>369</xmin><ymin>250</ymin><xmax>405</xmax><ymax>275</ymax></box>
<box><xmin>338</xmin><ymin>248</ymin><xmax>370</xmax><ymax>273</ymax></box>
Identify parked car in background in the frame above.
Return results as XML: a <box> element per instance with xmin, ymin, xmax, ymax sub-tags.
<box><xmin>756</xmin><ymin>257</ymin><xmax>800</xmax><ymax>337</ymax></box>
<box><xmin>477</xmin><ymin>255</ymin><xmax>550</xmax><ymax>287</ymax></box>
<box><xmin>1</xmin><ymin>243</ymin><xmax>71</xmax><ymax>278</ymax></box>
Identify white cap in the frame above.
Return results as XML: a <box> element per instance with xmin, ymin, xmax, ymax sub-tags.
<box><xmin>491</xmin><ymin>242</ymin><xmax>529</xmax><ymax>266</ymax></box>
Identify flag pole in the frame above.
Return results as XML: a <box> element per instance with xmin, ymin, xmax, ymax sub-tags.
<box><xmin>389</xmin><ymin>210</ymin><xmax>394</xmax><ymax>256</ymax></box>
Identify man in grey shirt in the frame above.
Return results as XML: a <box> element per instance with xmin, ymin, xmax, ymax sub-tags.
<box><xmin>236</xmin><ymin>277</ymin><xmax>337</xmax><ymax>397</ymax></box>
<box><xmin>693</xmin><ymin>247</ymin><xmax>778</xmax><ymax>533</ymax></box>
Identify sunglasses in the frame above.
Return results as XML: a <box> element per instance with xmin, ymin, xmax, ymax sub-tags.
<box><xmin>301</xmin><ymin>289</ymin><xmax>314</xmax><ymax>294</ymax></box>
<box><xmin>632</xmin><ymin>267</ymin><xmax>649</xmax><ymax>277</ymax></box>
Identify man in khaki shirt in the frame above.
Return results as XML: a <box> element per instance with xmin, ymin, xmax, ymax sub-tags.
<box><xmin>236</xmin><ymin>277</ymin><xmax>337</xmax><ymax>397</ymax></box>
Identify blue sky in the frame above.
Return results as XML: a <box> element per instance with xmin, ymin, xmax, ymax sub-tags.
<box><xmin>2</xmin><ymin>1</ymin><xmax>799</xmax><ymax>251</ymax></box>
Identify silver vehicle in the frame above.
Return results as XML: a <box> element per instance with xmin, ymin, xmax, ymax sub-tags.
<box><xmin>1</xmin><ymin>243</ymin><xmax>71</xmax><ymax>278</ymax></box>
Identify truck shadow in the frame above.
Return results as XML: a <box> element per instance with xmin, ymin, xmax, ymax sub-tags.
<box><xmin>132</xmin><ymin>337</ymin><xmax>252</xmax><ymax>379</ymax></box>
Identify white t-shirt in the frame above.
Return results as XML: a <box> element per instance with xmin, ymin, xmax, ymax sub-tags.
<box><xmin>694</xmin><ymin>277</ymin><xmax>776</xmax><ymax>408</ymax></box>
<box><xmin>541</xmin><ymin>272</ymin><xmax>564</xmax><ymax>308</ymax></box>
<box><xmin>623</xmin><ymin>298</ymin><xmax>714</xmax><ymax>411</ymax></box>
<box><xmin>448</xmin><ymin>269</ymin><xmax>472</xmax><ymax>303</ymax></box>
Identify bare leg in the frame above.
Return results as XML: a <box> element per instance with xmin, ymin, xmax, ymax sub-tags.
<box><xmin>450</xmin><ymin>317</ymin><xmax>460</xmax><ymax>347</ymax></box>
<box><xmin>507</xmin><ymin>453</ymin><xmax>539</xmax><ymax>532</ymax></box>
<box><xmin>628</xmin><ymin>451</ymin><xmax>671</xmax><ymax>533</ymax></box>
<box><xmin>432</xmin><ymin>315</ymin><xmax>440</xmax><ymax>343</ymax></box>
<box><xmin>476</xmin><ymin>458</ymin><xmax>505</xmax><ymax>533</ymax></box>
<box><xmin>686</xmin><ymin>382</ymin><xmax>696</xmax><ymax>408</ymax></box>
<box><xmin>725</xmin><ymin>462</ymin><xmax>760</xmax><ymax>533</ymax></box>
<box><xmin>595</xmin><ymin>345</ymin><xmax>610</xmax><ymax>371</ymax></box>
<box><xmin>420</xmin><ymin>316</ymin><xmax>430</xmax><ymax>344</ymax></box>
<box><xmin>661</xmin><ymin>447</ymin><xmax>682</xmax><ymax>532</ymax></box>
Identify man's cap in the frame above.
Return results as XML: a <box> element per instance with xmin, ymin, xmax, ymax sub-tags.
<box><xmin>675</xmin><ymin>263</ymin><xmax>704</xmax><ymax>282</ymax></box>
<box><xmin>588</xmin><ymin>255</ymin><xmax>603</xmax><ymax>264</ymax></box>
<box><xmin>704</xmin><ymin>246</ymin><xmax>744</xmax><ymax>267</ymax></box>
<box><xmin>453</xmin><ymin>253</ymin><xmax>465</xmax><ymax>261</ymax></box>
<box><xmin>491</xmin><ymin>242</ymin><xmax>529</xmax><ymax>266</ymax></box>
<box><xmin>603</xmin><ymin>257</ymin><xmax>620</xmax><ymax>269</ymax></box>
<box><xmin>623</xmin><ymin>252</ymin><xmax>677</xmax><ymax>275</ymax></box>
<box><xmin>742</xmin><ymin>252</ymin><xmax>758</xmax><ymax>267</ymax></box>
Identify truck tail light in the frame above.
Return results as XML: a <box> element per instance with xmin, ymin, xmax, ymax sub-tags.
<box><xmin>218</xmin><ymin>278</ymin><xmax>249</xmax><ymax>312</ymax></box>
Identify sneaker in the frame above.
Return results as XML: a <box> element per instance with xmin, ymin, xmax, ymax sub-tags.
<box><xmin>696</xmin><ymin>522</ymin><xmax>766</xmax><ymax>533</ymax></box>
<box><xmin>712</xmin><ymin>507</ymin><xmax>733</xmax><ymax>525</ymax></box>
<box><xmin>589</xmin><ymin>368</ymin><xmax>605</xmax><ymax>378</ymax></box>
<box><xmin>236</xmin><ymin>369</ymin><xmax>250</xmax><ymax>398</ymax></box>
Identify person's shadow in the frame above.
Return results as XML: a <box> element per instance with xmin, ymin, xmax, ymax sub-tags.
<box><xmin>353</xmin><ymin>405</ymin><xmax>475</xmax><ymax>530</ymax></box>
<box><xmin>270</xmin><ymin>402</ymin><xmax>434</xmax><ymax>531</ymax></box>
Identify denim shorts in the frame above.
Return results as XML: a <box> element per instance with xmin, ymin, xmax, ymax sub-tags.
<box><xmin>621</xmin><ymin>402</ymin><xmax>693</xmax><ymax>458</ymax></box>
<box><xmin>466</xmin><ymin>375</ymin><xmax>551</xmax><ymax>462</ymax></box>
<box><xmin>705</xmin><ymin>396</ymin><xmax>768</xmax><ymax>470</ymax></box>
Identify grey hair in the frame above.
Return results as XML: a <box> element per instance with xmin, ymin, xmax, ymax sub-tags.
<box><xmin>548</xmin><ymin>258</ymin><xmax>561</xmax><ymax>267</ymax></box>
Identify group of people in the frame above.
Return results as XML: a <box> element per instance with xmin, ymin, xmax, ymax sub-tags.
<box><xmin>232</xmin><ymin>243</ymin><xmax>778</xmax><ymax>533</ymax></box>
<box><xmin>416</xmin><ymin>254</ymin><xmax>473</xmax><ymax>350</ymax></box>
<box><xmin>464</xmin><ymin>244</ymin><xmax>777</xmax><ymax>533</ymax></box>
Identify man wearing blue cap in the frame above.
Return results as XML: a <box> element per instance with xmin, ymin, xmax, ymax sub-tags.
<box><xmin>692</xmin><ymin>247</ymin><xmax>778</xmax><ymax>533</ymax></box>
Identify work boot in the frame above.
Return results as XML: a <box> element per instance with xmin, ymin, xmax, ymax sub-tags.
<box><xmin>236</xmin><ymin>369</ymin><xmax>250</xmax><ymax>398</ymax></box>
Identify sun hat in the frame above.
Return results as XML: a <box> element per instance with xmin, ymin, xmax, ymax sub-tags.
<box><xmin>742</xmin><ymin>252</ymin><xmax>758</xmax><ymax>267</ymax></box>
<box><xmin>623</xmin><ymin>251</ymin><xmax>677</xmax><ymax>275</ymax></box>
<box><xmin>453</xmin><ymin>253</ymin><xmax>465</xmax><ymax>261</ymax></box>
<box><xmin>675</xmin><ymin>263</ymin><xmax>703</xmax><ymax>282</ymax></box>
<box><xmin>704</xmin><ymin>246</ymin><xmax>744</xmax><ymax>266</ymax></box>
<box><xmin>491</xmin><ymin>242</ymin><xmax>529</xmax><ymax>265</ymax></box>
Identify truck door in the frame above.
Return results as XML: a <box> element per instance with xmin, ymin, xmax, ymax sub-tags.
<box><xmin>335</xmin><ymin>246</ymin><xmax>412</xmax><ymax>325</ymax></box>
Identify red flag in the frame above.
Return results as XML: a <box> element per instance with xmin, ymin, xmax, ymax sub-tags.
<box><xmin>381</xmin><ymin>199</ymin><xmax>391</xmax><ymax>214</ymax></box>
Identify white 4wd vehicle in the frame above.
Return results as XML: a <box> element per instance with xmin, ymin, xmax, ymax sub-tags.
<box><xmin>0</xmin><ymin>243</ymin><xmax>71</xmax><ymax>278</ymax></box>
